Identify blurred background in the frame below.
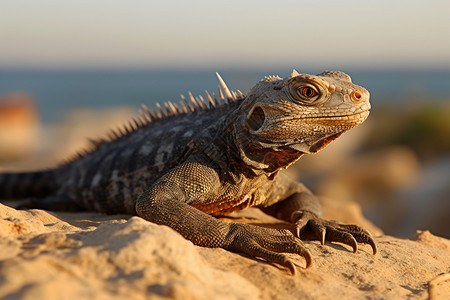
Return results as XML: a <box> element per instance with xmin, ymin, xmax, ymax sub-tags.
<box><xmin>0</xmin><ymin>0</ymin><xmax>449</xmax><ymax>238</ymax></box>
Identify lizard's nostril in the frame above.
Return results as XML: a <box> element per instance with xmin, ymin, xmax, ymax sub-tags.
<box><xmin>351</xmin><ymin>91</ymin><xmax>362</xmax><ymax>102</ymax></box>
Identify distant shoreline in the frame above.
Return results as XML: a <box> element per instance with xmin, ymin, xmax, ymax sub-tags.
<box><xmin>1</xmin><ymin>68</ymin><xmax>449</xmax><ymax>124</ymax></box>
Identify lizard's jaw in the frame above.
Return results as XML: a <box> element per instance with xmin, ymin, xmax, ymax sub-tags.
<box><xmin>289</xmin><ymin>110</ymin><xmax>370</xmax><ymax>154</ymax></box>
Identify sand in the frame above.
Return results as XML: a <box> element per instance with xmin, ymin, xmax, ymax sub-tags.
<box><xmin>1</xmin><ymin>199</ymin><xmax>449</xmax><ymax>300</ymax></box>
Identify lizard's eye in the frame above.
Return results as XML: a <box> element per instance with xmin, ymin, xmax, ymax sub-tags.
<box><xmin>288</xmin><ymin>80</ymin><xmax>325</xmax><ymax>105</ymax></box>
<box><xmin>298</xmin><ymin>86</ymin><xmax>318</xmax><ymax>98</ymax></box>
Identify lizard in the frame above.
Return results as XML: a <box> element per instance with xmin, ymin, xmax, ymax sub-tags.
<box><xmin>0</xmin><ymin>69</ymin><xmax>376</xmax><ymax>274</ymax></box>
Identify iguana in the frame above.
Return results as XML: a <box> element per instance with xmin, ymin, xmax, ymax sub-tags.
<box><xmin>0</xmin><ymin>69</ymin><xmax>376</xmax><ymax>274</ymax></box>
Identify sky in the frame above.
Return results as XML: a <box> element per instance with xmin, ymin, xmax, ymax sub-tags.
<box><xmin>1</xmin><ymin>0</ymin><xmax>449</xmax><ymax>70</ymax></box>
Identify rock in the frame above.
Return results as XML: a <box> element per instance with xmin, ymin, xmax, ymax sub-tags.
<box><xmin>0</xmin><ymin>203</ymin><xmax>448</xmax><ymax>300</ymax></box>
<box><xmin>0</xmin><ymin>94</ymin><xmax>40</xmax><ymax>162</ymax></box>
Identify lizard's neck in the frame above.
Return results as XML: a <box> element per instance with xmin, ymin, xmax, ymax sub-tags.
<box><xmin>235</xmin><ymin>129</ymin><xmax>305</xmax><ymax>174</ymax></box>
<box><xmin>203</xmin><ymin>117</ymin><xmax>304</xmax><ymax>179</ymax></box>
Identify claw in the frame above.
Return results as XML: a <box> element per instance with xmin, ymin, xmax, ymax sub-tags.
<box><xmin>283</xmin><ymin>260</ymin><xmax>297</xmax><ymax>276</ymax></box>
<box><xmin>302</xmin><ymin>249</ymin><xmax>312</xmax><ymax>268</ymax></box>
<box><xmin>320</xmin><ymin>228</ymin><xmax>326</xmax><ymax>245</ymax></box>
<box><xmin>349</xmin><ymin>235</ymin><xmax>358</xmax><ymax>253</ymax></box>
<box><xmin>293</xmin><ymin>240</ymin><xmax>312</xmax><ymax>269</ymax></box>
<box><xmin>296</xmin><ymin>225</ymin><xmax>301</xmax><ymax>239</ymax></box>
<box><xmin>368</xmin><ymin>236</ymin><xmax>377</xmax><ymax>255</ymax></box>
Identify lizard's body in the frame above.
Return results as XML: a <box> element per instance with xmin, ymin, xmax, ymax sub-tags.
<box><xmin>0</xmin><ymin>70</ymin><xmax>375</xmax><ymax>273</ymax></box>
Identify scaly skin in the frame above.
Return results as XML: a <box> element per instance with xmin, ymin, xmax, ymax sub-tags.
<box><xmin>0</xmin><ymin>69</ymin><xmax>376</xmax><ymax>274</ymax></box>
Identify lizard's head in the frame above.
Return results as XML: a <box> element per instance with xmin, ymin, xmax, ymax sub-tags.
<box><xmin>239</xmin><ymin>69</ymin><xmax>370</xmax><ymax>155</ymax></box>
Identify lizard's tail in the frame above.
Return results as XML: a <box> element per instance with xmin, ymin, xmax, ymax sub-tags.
<box><xmin>0</xmin><ymin>170</ymin><xmax>58</xmax><ymax>199</ymax></box>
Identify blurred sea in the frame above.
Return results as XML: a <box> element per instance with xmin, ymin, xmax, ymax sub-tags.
<box><xmin>0</xmin><ymin>68</ymin><xmax>449</xmax><ymax>124</ymax></box>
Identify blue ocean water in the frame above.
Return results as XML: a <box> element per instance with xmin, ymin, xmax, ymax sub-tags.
<box><xmin>0</xmin><ymin>68</ymin><xmax>449</xmax><ymax>124</ymax></box>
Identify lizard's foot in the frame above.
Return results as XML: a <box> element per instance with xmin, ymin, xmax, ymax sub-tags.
<box><xmin>292</xmin><ymin>211</ymin><xmax>377</xmax><ymax>255</ymax></box>
<box><xmin>224</xmin><ymin>223</ymin><xmax>312</xmax><ymax>275</ymax></box>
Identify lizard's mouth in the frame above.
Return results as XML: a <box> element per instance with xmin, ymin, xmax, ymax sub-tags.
<box><xmin>298</xmin><ymin>110</ymin><xmax>370</xmax><ymax>125</ymax></box>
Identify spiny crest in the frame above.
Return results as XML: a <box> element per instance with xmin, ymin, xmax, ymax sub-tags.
<box><xmin>262</xmin><ymin>69</ymin><xmax>300</xmax><ymax>82</ymax></box>
<box><xmin>262</xmin><ymin>75</ymin><xmax>282</xmax><ymax>82</ymax></box>
<box><xmin>62</xmin><ymin>73</ymin><xmax>246</xmax><ymax>165</ymax></box>
<box><xmin>289</xmin><ymin>69</ymin><xmax>300</xmax><ymax>78</ymax></box>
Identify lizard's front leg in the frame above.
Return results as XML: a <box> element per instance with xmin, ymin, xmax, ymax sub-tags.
<box><xmin>135</xmin><ymin>160</ymin><xmax>311</xmax><ymax>274</ymax></box>
<box><xmin>261</xmin><ymin>173</ymin><xmax>377</xmax><ymax>255</ymax></box>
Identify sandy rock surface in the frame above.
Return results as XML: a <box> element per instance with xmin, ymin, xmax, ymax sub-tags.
<box><xmin>0</xmin><ymin>201</ymin><xmax>449</xmax><ymax>300</ymax></box>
